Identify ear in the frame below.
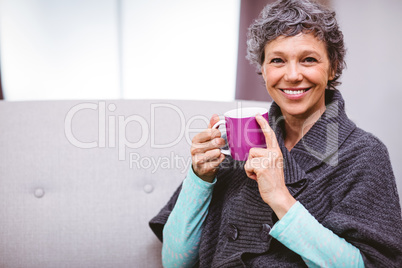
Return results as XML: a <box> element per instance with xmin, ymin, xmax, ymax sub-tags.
<box><xmin>261</xmin><ymin>65</ymin><xmax>266</xmax><ymax>81</ymax></box>
<box><xmin>329</xmin><ymin>62</ymin><xmax>337</xmax><ymax>81</ymax></box>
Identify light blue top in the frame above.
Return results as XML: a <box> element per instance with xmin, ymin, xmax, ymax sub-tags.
<box><xmin>162</xmin><ymin>167</ymin><xmax>216</xmax><ymax>267</ymax></box>
<box><xmin>162</xmin><ymin>168</ymin><xmax>365</xmax><ymax>268</ymax></box>
<box><xmin>270</xmin><ymin>201</ymin><xmax>364</xmax><ymax>267</ymax></box>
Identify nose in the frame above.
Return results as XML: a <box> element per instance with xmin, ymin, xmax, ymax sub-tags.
<box><xmin>284</xmin><ymin>62</ymin><xmax>302</xmax><ymax>83</ymax></box>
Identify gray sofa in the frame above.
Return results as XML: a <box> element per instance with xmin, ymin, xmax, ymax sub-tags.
<box><xmin>0</xmin><ymin>99</ymin><xmax>268</xmax><ymax>268</ymax></box>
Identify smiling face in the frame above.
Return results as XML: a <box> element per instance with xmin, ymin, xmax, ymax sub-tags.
<box><xmin>261</xmin><ymin>33</ymin><xmax>334</xmax><ymax>120</ymax></box>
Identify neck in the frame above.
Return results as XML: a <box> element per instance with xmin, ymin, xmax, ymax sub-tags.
<box><xmin>283</xmin><ymin>106</ymin><xmax>326</xmax><ymax>151</ymax></box>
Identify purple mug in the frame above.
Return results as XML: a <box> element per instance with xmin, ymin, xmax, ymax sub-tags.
<box><xmin>212</xmin><ymin>107</ymin><xmax>269</xmax><ymax>161</ymax></box>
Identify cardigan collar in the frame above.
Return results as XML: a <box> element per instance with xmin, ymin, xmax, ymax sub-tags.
<box><xmin>268</xmin><ymin>89</ymin><xmax>356</xmax><ymax>184</ymax></box>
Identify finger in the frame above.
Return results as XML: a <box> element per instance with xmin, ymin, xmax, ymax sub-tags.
<box><xmin>193</xmin><ymin>151</ymin><xmax>225</xmax><ymax>171</ymax></box>
<box><xmin>191</xmin><ymin>137</ymin><xmax>226</xmax><ymax>156</ymax></box>
<box><xmin>206</xmin><ymin>153</ymin><xmax>225</xmax><ymax>168</ymax></box>
<box><xmin>248</xmin><ymin>147</ymin><xmax>269</xmax><ymax>158</ymax></box>
<box><xmin>203</xmin><ymin>148</ymin><xmax>223</xmax><ymax>163</ymax></box>
<box><xmin>201</xmin><ymin>155</ymin><xmax>225</xmax><ymax>175</ymax></box>
<box><xmin>193</xmin><ymin>148</ymin><xmax>221</xmax><ymax>165</ymax></box>
<box><xmin>207</xmin><ymin>114</ymin><xmax>220</xmax><ymax>128</ymax></box>
<box><xmin>244</xmin><ymin>159</ymin><xmax>257</xmax><ymax>180</ymax></box>
<box><xmin>256</xmin><ymin>114</ymin><xmax>278</xmax><ymax>149</ymax></box>
<box><xmin>193</xmin><ymin>128</ymin><xmax>221</xmax><ymax>144</ymax></box>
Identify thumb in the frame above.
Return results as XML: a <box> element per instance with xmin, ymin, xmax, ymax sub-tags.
<box><xmin>208</xmin><ymin>114</ymin><xmax>220</xmax><ymax>129</ymax></box>
<box><xmin>256</xmin><ymin>114</ymin><xmax>278</xmax><ymax>148</ymax></box>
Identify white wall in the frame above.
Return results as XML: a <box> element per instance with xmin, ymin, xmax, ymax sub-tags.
<box><xmin>333</xmin><ymin>0</ymin><xmax>402</xmax><ymax>200</ymax></box>
<box><xmin>121</xmin><ymin>0</ymin><xmax>240</xmax><ymax>101</ymax></box>
<box><xmin>0</xmin><ymin>0</ymin><xmax>240</xmax><ymax>101</ymax></box>
<box><xmin>0</xmin><ymin>0</ymin><xmax>120</xmax><ymax>100</ymax></box>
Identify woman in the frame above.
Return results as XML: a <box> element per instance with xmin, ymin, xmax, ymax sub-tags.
<box><xmin>150</xmin><ymin>0</ymin><xmax>402</xmax><ymax>267</ymax></box>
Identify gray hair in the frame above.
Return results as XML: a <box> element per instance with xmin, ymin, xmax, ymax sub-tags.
<box><xmin>246</xmin><ymin>0</ymin><xmax>346</xmax><ymax>89</ymax></box>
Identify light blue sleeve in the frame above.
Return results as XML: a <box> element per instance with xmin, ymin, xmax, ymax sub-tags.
<box><xmin>162</xmin><ymin>167</ymin><xmax>216</xmax><ymax>268</ymax></box>
<box><xmin>270</xmin><ymin>201</ymin><xmax>365</xmax><ymax>268</ymax></box>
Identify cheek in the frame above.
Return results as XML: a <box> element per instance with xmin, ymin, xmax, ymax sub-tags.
<box><xmin>263</xmin><ymin>67</ymin><xmax>282</xmax><ymax>86</ymax></box>
<box><xmin>304</xmin><ymin>67</ymin><xmax>330</xmax><ymax>85</ymax></box>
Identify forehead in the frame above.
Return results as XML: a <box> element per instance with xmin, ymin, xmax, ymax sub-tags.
<box><xmin>265</xmin><ymin>33</ymin><xmax>327</xmax><ymax>55</ymax></box>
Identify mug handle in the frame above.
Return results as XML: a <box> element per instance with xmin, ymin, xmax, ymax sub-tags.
<box><xmin>212</xmin><ymin>118</ymin><xmax>231</xmax><ymax>156</ymax></box>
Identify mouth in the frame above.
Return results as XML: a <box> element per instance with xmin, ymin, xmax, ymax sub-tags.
<box><xmin>280</xmin><ymin>87</ymin><xmax>311</xmax><ymax>95</ymax></box>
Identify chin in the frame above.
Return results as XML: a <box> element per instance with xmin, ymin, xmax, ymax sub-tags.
<box><xmin>281</xmin><ymin>104</ymin><xmax>307</xmax><ymax>116</ymax></box>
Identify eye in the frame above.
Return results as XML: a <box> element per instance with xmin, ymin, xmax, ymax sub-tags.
<box><xmin>270</xmin><ymin>58</ymin><xmax>284</xmax><ymax>64</ymax></box>
<box><xmin>304</xmin><ymin>57</ymin><xmax>317</xmax><ymax>63</ymax></box>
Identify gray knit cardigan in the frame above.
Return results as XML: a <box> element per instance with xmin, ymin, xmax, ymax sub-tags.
<box><xmin>150</xmin><ymin>90</ymin><xmax>402</xmax><ymax>267</ymax></box>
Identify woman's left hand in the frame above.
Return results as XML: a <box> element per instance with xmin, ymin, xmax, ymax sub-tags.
<box><xmin>244</xmin><ymin>114</ymin><xmax>296</xmax><ymax>219</ymax></box>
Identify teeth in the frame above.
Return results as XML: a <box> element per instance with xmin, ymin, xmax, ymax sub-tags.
<box><xmin>283</xmin><ymin>89</ymin><xmax>306</xmax><ymax>95</ymax></box>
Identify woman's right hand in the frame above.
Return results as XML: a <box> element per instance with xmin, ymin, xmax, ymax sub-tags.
<box><xmin>191</xmin><ymin>114</ymin><xmax>226</xmax><ymax>183</ymax></box>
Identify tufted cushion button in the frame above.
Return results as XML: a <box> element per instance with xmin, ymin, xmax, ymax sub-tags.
<box><xmin>143</xmin><ymin>184</ymin><xmax>154</xmax><ymax>193</ymax></box>
<box><xmin>227</xmin><ymin>224</ymin><xmax>238</xmax><ymax>241</ymax></box>
<box><xmin>34</xmin><ymin>188</ymin><xmax>45</xmax><ymax>198</ymax></box>
<box><xmin>260</xmin><ymin>223</ymin><xmax>271</xmax><ymax>242</ymax></box>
